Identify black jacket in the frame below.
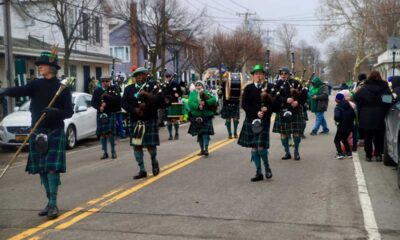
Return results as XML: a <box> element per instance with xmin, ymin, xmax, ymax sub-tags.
<box><xmin>272</xmin><ymin>79</ymin><xmax>308</xmax><ymax>111</ymax></box>
<box><xmin>163</xmin><ymin>80</ymin><xmax>182</xmax><ymax>103</ymax></box>
<box><xmin>5</xmin><ymin>77</ymin><xmax>73</xmax><ymax>129</ymax></box>
<box><xmin>91</xmin><ymin>85</ymin><xmax>121</xmax><ymax>114</ymax></box>
<box><xmin>353</xmin><ymin>80</ymin><xmax>392</xmax><ymax>130</ymax></box>
<box><xmin>334</xmin><ymin>101</ymin><xmax>355</xmax><ymax>132</ymax></box>
<box><xmin>122</xmin><ymin>81</ymin><xmax>168</xmax><ymax>121</ymax></box>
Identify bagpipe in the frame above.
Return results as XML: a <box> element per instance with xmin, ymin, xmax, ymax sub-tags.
<box><xmin>199</xmin><ymin>90</ymin><xmax>218</xmax><ymax>113</ymax></box>
<box><xmin>134</xmin><ymin>77</ymin><xmax>170</xmax><ymax>117</ymax></box>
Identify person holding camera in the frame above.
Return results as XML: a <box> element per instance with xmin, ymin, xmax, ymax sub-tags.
<box><xmin>187</xmin><ymin>80</ymin><xmax>217</xmax><ymax>157</ymax></box>
<box><xmin>238</xmin><ymin>64</ymin><xmax>278</xmax><ymax>182</ymax></box>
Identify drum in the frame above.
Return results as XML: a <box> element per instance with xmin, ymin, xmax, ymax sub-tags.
<box><xmin>226</xmin><ymin>72</ymin><xmax>243</xmax><ymax>101</ymax></box>
<box><xmin>167</xmin><ymin>103</ymin><xmax>184</xmax><ymax>118</ymax></box>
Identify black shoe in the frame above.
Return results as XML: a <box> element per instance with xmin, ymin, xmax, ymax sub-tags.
<box><xmin>265</xmin><ymin>168</ymin><xmax>273</xmax><ymax>179</ymax></box>
<box><xmin>152</xmin><ymin>162</ymin><xmax>160</xmax><ymax>176</ymax></box>
<box><xmin>375</xmin><ymin>156</ymin><xmax>382</xmax><ymax>162</ymax></box>
<box><xmin>100</xmin><ymin>153</ymin><xmax>109</xmax><ymax>160</ymax></box>
<box><xmin>168</xmin><ymin>136</ymin><xmax>173</xmax><ymax>140</ymax></box>
<box><xmin>47</xmin><ymin>206</ymin><xmax>59</xmax><ymax>220</ymax></box>
<box><xmin>310</xmin><ymin>132</ymin><xmax>317</xmax><ymax>136</ymax></box>
<box><xmin>366</xmin><ymin>157</ymin><xmax>372</xmax><ymax>162</ymax></box>
<box><xmin>112</xmin><ymin>152</ymin><xmax>117</xmax><ymax>159</ymax></box>
<box><xmin>233</xmin><ymin>134</ymin><xmax>238</xmax><ymax>139</ymax></box>
<box><xmin>204</xmin><ymin>150</ymin><xmax>209</xmax><ymax>157</ymax></box>
<box><xmin>294</xmin><ymin>152</ymin><xmax>300</xmax><ymax>160</ymax></box>
<box><xmin>133</xmin><ymin>171</ymin><xmax>147</xmax><ymax>180</ymax></box>
<box><xmin>38</xmin><ymin>206</ymin><xmax>49</xmax><ymax>216</ymax></box>
<box><xmin>319</xmin><ymin>130</ymin><xmax>329</xmax><ymax>134</ymax></box>
<box><xmin>174</xmin><ymin>134</ymin><xmax>179</xmax><ymax>140</ymax></box>
<box><xmin>228</xmin><ymin>135</ymin><xmax>233</xmax><ymax>139</ymax></box>
<box><xmin>197</xmin><ymin>150</ymin><xmax>205</xmax><ymax>156</ymax></box>
<box><xmin>281</xmin><ymin>153</ymin><xmax>291</xmax><ymax>160</ymax></box>
<box><xmin>251</xmin><ymin>174</ymin><xmax>264</xmax><ymax>182</ymax></box>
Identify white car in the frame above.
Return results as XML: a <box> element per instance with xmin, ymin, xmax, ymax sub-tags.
<box><xmin>0</xmin><ymin>92</ymin><xmax>97</xmax><ymax>149</ymax></box>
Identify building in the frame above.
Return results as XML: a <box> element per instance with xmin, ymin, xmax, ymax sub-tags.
<box><xmin>0</xmin><ymin>1</ymin><xmax>116</xmax><ymax>93</ymax></box>
<box><xmin>374</xmin><ymin>49</ymin><xmax>400</xmax><ymax>81</ymax></box>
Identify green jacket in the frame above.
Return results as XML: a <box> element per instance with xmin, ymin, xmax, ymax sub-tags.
<box><xmin>188</xmin><ymin>90</ymin><xmax>217</xmax><ymax>117</ymax></box>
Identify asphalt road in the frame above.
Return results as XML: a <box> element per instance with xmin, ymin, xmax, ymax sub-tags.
<box><xmin>0</xmin><ymin>93</ymin><xmax>399</xmax><ymax>240</ymax></box>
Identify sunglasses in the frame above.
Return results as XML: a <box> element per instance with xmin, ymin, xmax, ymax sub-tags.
<box><xmin>280</xmin><ymin>72</ymin><xmax>289</xmax><ymax>75</ymax></box>
<box><xmin>101</xmin><ymin>80</ymin><xmax>110</xmax><ymax>82</ymax></box>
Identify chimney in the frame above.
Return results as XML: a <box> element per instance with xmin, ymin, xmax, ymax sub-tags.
<box><xmin>130</xmin><ymin>2</ymin><xmax>139</xmax><ymax>68</ymax></box>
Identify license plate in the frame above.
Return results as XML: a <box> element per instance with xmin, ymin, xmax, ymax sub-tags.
<box><xmin>15</xmin><ymin>135</ymin><xmax>27</xmax><ymax>142</ymax></box>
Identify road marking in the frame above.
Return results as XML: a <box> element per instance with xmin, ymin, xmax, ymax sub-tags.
<box><xmin>9</xmin><ymin>138</ymin><xmax>235</xmax><ymax>240</ymax></box>
<box><xmin>352</xmin><ymin>152</ymin><xmax>381</xmax><ymax>240</ymax></box>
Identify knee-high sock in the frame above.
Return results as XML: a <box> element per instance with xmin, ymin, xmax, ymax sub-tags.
<box><xmin>101</xmin><ymin>138</ymin><xmax>108</xmax><ymax>153</ymax></box>
<box><xmin>293</xmin><ymin>136</ymin><xmax>301</xmax><ymax>154</ymax></box>
<box><xmin>281</xmin><ymin>138</ymin><xmax>290</xmax><ymax>154</ymax></box>
<box><xmin>109</xmin><ymin>136</ymin><xmax>116</xmax><ymax>154</ymax></box>
<box><xmin>47</xmin><ymin>173</ymin><xmax>60</xmax><ymax>207</ymax></box>
<box><xmin>202</xmin><ymin>134</ymin><xmax>210</xmax><ymax>151</ymax></box>
<box><xmin>40</xmin><ymin>173</ymin><xmax>50</xmax><ymax>203</ymax></box>
<box><xmin>251</xmin><ymin>150</ymin><xmax>262</xmax><ymax>174</ymax></box>
<box><xmin>134</xmin><ymin>150</ymin><xmax>145</xmax><ymax>172</ymax></box>
<box><xmin>198</xmin><ymin>135</ymin><xmax>204</xmax><ymax>151</ymax></box>
<box><xmin>225</xmin><ymin>120</ymin><xmax>232</xmax><ymax>136</ymax></box>
<box><xmin>148</xmin><ymin>147</ymin><xmax>158</xmax><ymax>165</ymax></box>
<box><xmin>167</xmin><ymin>123</ymin><xmax>173</xmax><ymax>136</ymax></box>
<box><xmin>174</xmin><ymin>123</ymin><xmax>179</xmax><ymax>135</ymax></box>
<box><xmin>233</xmin><ymin>119</ymin><xmax>239</xmax><ymax>135</ymax></box>
<box><xmin>258</xmin><ymin>149</ymin><xmax>270</xmax><ymax>170</ymax></box>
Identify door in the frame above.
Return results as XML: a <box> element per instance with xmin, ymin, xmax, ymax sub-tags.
<box><xmin>83</xmin><ymin>66</ymin><xmax>91</xmax><ymax>93</ymax></box>
<box><xmin>96</xmin><ymin>67</ymin><xmax>102</xmax><ymax>82</ymax></box>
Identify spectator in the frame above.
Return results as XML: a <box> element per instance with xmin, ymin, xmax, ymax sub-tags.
<box><xmin>334</xmin><ymin>92</ymin><xmax>356</xmax><ymax>159</ymax></box>
<box><xmin>309</xmin><ymin>76</ymin><xmax>330</xmax><ymax>135</ymax></box>
<box><xmin>88</xmin><ymin>76</ymin><xmax>98</xmax><ymax>95</ymax></box>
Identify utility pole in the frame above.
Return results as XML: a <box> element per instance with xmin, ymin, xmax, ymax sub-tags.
<box><xmin>237</xmin><ymin>11</ymin><xmax>256</xmax><ymax>32</ymax></box>
<box><xmin>3</xmin><ymin>0</ymin><xmax>15</xmax><ymax>115</ymax></box>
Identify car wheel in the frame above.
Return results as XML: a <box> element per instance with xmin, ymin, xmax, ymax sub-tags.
<box><xmin>383</xmin><ymin>138</ymin><xmax>396</xmax><ymax>166</ymax></box>
<box><xmin>66</xmin><ymin>125</ymin><xmax>76</xmax><ymax>149</ymax></box>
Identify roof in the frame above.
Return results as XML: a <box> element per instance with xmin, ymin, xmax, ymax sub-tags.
<box><xmin>0</xmin><ymin>36</ymin><xmax>118</xmax><ymax>64</ymax></box>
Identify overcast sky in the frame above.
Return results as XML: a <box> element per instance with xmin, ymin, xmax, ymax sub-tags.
<box><xmin>183</xmin><ymin>0</ymin><xmax>327</xmax><ymax>57</ymax></box>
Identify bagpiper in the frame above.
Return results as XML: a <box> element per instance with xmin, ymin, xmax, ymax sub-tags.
<box><xmin>0</xmin><ymin>50</ymin><xmax>73</xmax><ymax>219</ymax></box>
<box><xmin>238</xmin><ymin>64</ymin><xmax>278</xmax><ymax>181</ymax></box>
<box><xmin>187</xmin><ymin>80</ymin><xmax>218</xmax><ymax>157</ymax></box>
<box><xmin>122</xmin><ymin>67</ymin><xmax>170</xmax><ymax>179</ymax></box>
<box><xmin>91</xmin><ymin>76</ymin><xmax>121</xmax><ymax>159</ymax></box>
<box><xmin>271</xmin><ymin>67</ymin><xmax>307</xmax><ymax>160</ymax></box>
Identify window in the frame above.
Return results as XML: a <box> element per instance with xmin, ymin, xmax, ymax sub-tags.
<box><xmin>110</xmin><ymin>46</ymin><xmax>130</xmax><ymax>62</ymax></box>
<box><xmin>94</xmin><ymin>16</ymin><xmax>102</xmax><ymax>44</ymax></box>
<box><xmin>70</xmin><ymin>65</ymin><xmax>77</xmax><ymax>78</ymax></box>
<box><xmin>114</xmin><ymin>47</ymin><xmax>124</xmax><ymax>60</ymax></box>
<box><xmin>82</xmin><ymin>13</ymin><xmax>89</xmax><ymax>41</ymax></box>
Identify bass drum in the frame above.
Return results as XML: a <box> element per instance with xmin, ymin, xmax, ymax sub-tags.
<box><xmin>226</xmin><ymin>72</ymin><xmax>243</xmax><ymax>101</ymax></box>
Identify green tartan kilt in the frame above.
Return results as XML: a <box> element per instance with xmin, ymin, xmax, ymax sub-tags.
<box><xmin>238</xmin><ymin>118</ymin><xmax>270</xmax><ymax>148</ymax></box>
<box><xmin>96</xmin><ymin>112</ymin><xmax>117</xmax><ymax>136</ymax></box>
<box><xmin>221</xmin><ymin>103</ymin><xmax>240</xmax><ymax>119</ymax></box>
<box><xmin>130</xmin><ymin>119</ymin><xmax>160</xmax><ymax>147</ymax></box>
<box><xmin>188</xmin><ymin>117</ymin><xmax>214</xmax><ymax>136</ymax></box>
<box><xmin>273</xmin><ymin>107</ymin><xmax>306</xmax><ymax>134</ymax></box>
<box><xmin>27</xmin><ymin>128</ymin><xmax>66</xmax><ymax>174</ymax></box>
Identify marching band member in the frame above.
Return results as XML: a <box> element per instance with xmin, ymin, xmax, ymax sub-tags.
<box><xmin>0</xmin><ymin>50</ymin><xmax>73</xmax><ymax>219</ymax></box>
<box><xmin>238</xmin><ymin>64</ymin><xmax>278</xmax><ymax>181</ymax></box>
<box><xmin>187</xmin><ymin>80</ymin><xmax>217</xmax><ymax>157</ymax></box>
<box><xmin>220</xmin><ymin>77</ymin><xmax>240</xmax><ymax>139</ymax></box>
<box><xmin>91</xmin><ymin>76</ymin><xmax>121</xmax><ymax>160</ymax></box>
<box><xmin>163</xmin><ymin>69</ymin><xmax>183</xmax><ymax>140</ymax></box>
<box><xmin>122</xmin><ymin>67</ymin><xmax>170</xmax><ymax>179</ymax></box>
<box><xmin>271</xmin><ymin>67</ymin><xmax>307</xmax><ymax>161</ymax></box>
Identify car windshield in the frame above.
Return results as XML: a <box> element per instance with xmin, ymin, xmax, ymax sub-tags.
<box><xmin>18</xmin><ymin>97</ymin><xmax>76</xmax><ymax>111</ymax></box>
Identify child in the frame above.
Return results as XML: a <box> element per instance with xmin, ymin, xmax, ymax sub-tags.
<box><xmin>334</xmin><ymin>93</ymin><xmax>356</xmax><ymax>159</ymax></box>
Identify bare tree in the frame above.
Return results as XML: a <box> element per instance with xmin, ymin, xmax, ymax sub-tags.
<box><xmin>190</xmin><ymin>38</ymin><xmax>212</xmax><ymax>80</ymax></box>
<box><xmin>16</xmin><ymin>0</ymin><xmax>103</xmax><ymax>76</ymax></box>
<box><xmin>111</xmin><ymin>0</ymin><xmax>208</xmax><ymax>77</ymax></box>
<box><xmin>275</xmin><ymin>24</ymin><xmax>298</xmax><ymax>66</ymax></box>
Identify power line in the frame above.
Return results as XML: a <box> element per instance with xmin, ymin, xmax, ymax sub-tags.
<box><xmin>229</xmin><ymin>0</ymin><xmax>249</xmax><ymax>11</ymax></box>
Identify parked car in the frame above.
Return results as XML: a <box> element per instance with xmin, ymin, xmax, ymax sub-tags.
<box><xmin>384</xmin><ymin>99</ymin><xmax>400</xmax><ymax>189</ymax></box>
<box><xmin>0</xmin><ymin>92</ymin><xmax>97</xmax><ymax>149</ymax></box>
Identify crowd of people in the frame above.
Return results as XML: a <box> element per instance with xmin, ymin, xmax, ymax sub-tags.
<box><xmin>0</xmin><ymin>46</ymin><xmax>398</xmax><ymax>220</ymax></box>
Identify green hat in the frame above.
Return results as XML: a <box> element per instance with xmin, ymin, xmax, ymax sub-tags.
<box><xmin>250</xmin><ymin>64</ymin><xmax>265</xmax><ymax>74</ymax></box>
<box><xmin>132</xmin><ymin>67</ymin><xmax>149</xmax><ymax>77</ymax></box>
<box><xmin>35</xmin><ymin>51</ymin><xmax>61</xmax><ymax>70</ymax></box>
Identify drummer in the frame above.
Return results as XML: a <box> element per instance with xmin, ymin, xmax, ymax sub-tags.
<box><xmin>163</xmin><ymin>69</ymin><xmax>183</xmax><ymax>140</ymax></box>
<box><xmin>219</xmin><ymin>73</ymin><xmax>241</xmax><ymax>139</ymax></box>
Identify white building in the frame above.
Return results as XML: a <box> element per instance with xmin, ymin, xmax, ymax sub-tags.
<box><xmin>374</xmin><ymin>49</ymin><xmax>400</xmax><ymax>81</ymax></box>
<box><xmin>0</xmin><ymin>1</ymin><xmax>116</xmax><ymax>93</ymax></box>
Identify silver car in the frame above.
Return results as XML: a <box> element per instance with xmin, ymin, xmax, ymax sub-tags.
<box><xmin>384</xmin><ymin>100</ymin><xmax>400</xmax><ymax>189</ymax></box>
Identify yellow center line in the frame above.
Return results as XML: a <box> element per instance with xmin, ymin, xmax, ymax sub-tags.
<box><xmin>16</xmin><ymin>138</ymin><xmax>235</xmax><ymax>240</ymax></box>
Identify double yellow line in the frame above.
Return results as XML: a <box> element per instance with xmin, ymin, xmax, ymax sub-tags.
<box><xmin>9</xmin><ymin>137</ymin><xmax>235</xmax><ymax>240</ymax></box>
